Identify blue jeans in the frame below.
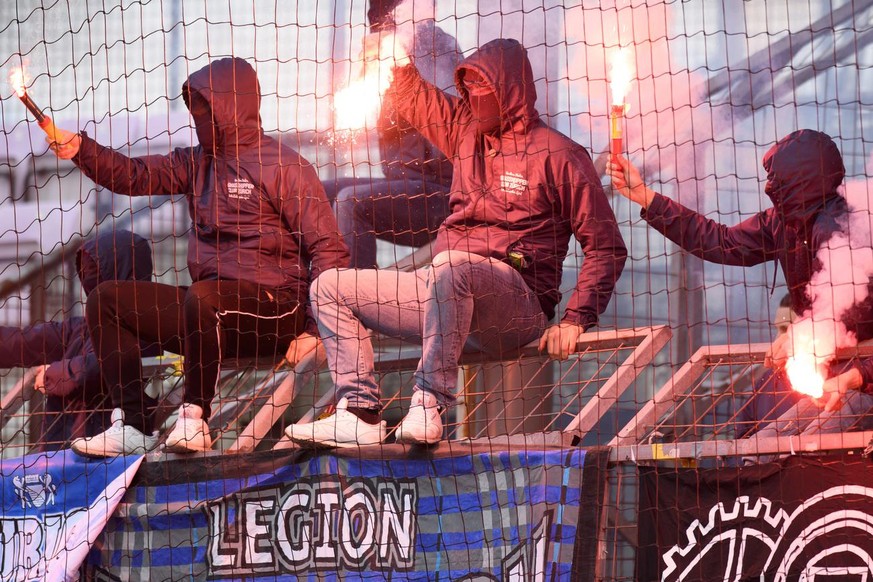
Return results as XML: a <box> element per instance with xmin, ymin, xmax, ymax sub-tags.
<box><xmin>332</xmin><ymin>178</ymin><xmax>449</xmax><ymax>269</ymax></box>
<box><xmin>311</xmin><ymin>251</ymin><xmax>548</xmax><ymax>410</ymax></box>
<box><xmin>753</xmin><ymin>388</ymin><xmax>873</xmax><ymax>439</ymax></box>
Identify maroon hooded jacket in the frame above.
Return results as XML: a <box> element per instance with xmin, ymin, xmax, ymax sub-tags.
<box><xmin>71</xmin><ymin>57</ymin><xmax>349</xmax><ymax>301</ymax></box>
<box><xmin>389</xmin><ymin>39</ymin><xmax>627</xmax><ymax>328</ymax></box>
<box><xmin>641</xmin><ymin>129</ymin><xmax>847</xmax><ymax>316</ymax></box>
<box><xmin>641</xmin><ymin>129</ymin><xmax>873</xmax><ymax>386</ymax></box>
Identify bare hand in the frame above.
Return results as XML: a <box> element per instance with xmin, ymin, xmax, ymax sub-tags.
<box><xmin>44</xmin><ymin>119</ymin><xmax>81</xmax><ymax>159</ymax></box>
<box><xmin>817</xmin><ymin>367</ymin><xmax>863</xmax><ymax>412</ymax></box>
<box><xmin>538</xmin><ymin>322</ymin><xmax>586</xmax><ymax>361</ymax></box>
<box><xmin>33</xmin><ymin>364</ymin><xmax>48</xmax><ymax>393</ymax></box>
<box><xmin>284</xmin><ymin>332</ymin><xmax>321</xmax><ymax>368</ymax></box>
<box><xmin>605</xmin><ymin>155</ymin><xmax>654</xmax><ymax>208</ymax></box>
<box><xmin>764</xmin><ymin>333</ymin><xmax>792</xmax><ymax>369</ymax></box>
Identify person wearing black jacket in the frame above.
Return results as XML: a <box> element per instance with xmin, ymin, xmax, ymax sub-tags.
<box><xmin>608</xmin><ymin>129</ymin><xmax>873</xmax><ymax>443</ymax></box>
<box><xmin>0</xmin><ymin>230</ymin><xmax>153</xmax><ymax>450</ymax></box>
<box><xmin>48</xmin><ymin>57</ymin><xmax>349</xmax><ymax>457</ymax></box>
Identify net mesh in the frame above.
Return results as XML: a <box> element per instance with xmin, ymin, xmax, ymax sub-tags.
<box><xmin>0</xmin><ymin>0</ymin><xmax>871</xmax><ymax>579</ymax></box>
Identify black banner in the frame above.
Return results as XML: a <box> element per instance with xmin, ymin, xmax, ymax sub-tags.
<box><xmin>638</xmin><ymin>455</ymin><xmax>873</xmax><ymax>582</ymax></box>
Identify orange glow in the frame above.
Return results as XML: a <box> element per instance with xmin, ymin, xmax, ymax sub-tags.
<box><xmin>786</xmin><ymin>350</ymin><xmax>825</xmax><ymax>398</ymax></box>
<box><xmin>8</xmin><ymin>66</ymin><xmax>27</xmax><ymax>98</ymax></box>
<box><xmin>333</xmin><ymin>33</ymin><xmax>398</xmax><ymax>132</ymax></box>
<box><xmin>334</xmin><ymin>74</ymin><xmax>383</xmax><ymax>132</ymax></box>
<box><xmin>608</xmin><ymin>47</ymin><xmax>635</xmax><ymax>106</ymax></box>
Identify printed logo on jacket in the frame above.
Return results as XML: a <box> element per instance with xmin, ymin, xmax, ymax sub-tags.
<box><xmin>499</xmin><ymin>171</ymin><xmax>529</xmax><ymax>195</ymax></box>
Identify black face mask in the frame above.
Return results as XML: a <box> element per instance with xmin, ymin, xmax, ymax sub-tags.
<box><xmin>469</xmin><ymin>91</ymin><xmax>503</xmax><ymax>135</ymax></box>
<box><xmin>187</xmin><ymin>91</ymin><xmax>217</xmax><ymax>151</ymax></box>
<box><xmin>78</xmin><ymin>253</ymin><xmax>100</xmax><ymax>296</ymax></box>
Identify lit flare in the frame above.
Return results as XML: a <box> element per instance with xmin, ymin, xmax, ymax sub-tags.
<box><xmin>333</xmin><ymin>33</ymin><xmax>398</xmax><ymax>133</ymax></box>
<box><xmin>785</xmin><ymin>337</ymin><xmax>826</xmax><ymax>398</ymax></box>
<box><xmin>608</xmin><ymin>48</ymin><xmax>635</xmax><ymax>157</ymax></box>
<box><xmin>8</xmin><ymin>65</ymin><xmax>61</xmax><ymax>142</ymax></box>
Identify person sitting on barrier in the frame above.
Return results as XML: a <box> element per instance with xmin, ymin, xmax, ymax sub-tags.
<box><xmin>285</xmin><ymin>38</ymin><xmax>628</xmax><ymax>447</ymax></box>
<box><xmin>607</xmin><ymin>129</ymin><xmax>873</xmax><ymax>446</ymax></box>
<box><xmin>322</xmin><ymin>0</ymin><xmax>459</xmax><ymax>270</ymax></box>
<box><xmin>46</xmin><ymin>57</ymin><xmax>349</xmax><ymax>457</ymax></box>
<box><xmin>0</xmin><ymin>229</ymin><xmax>153</xmax><ymax>451</ymax></box>
<box><xmin>734</xmin><ymin>294</ymin><xmax>803</xmax><ymax>438</ymax></box>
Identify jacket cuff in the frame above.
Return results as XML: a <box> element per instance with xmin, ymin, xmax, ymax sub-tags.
<box><xmin>640</xmin><ymin>192</ymin><xmax>668</xmax><ymax>222</ymax></box>
<box><xmin>856</xmin><ymin>361</ymin><xmax>873</xmax><ymax>392</ymax></box>
<box><xmin>561</xmin><ymin>312</ymin><xmax>597</xmax><ymax>332</ymax></box>
<box><xmin>390</xmin><ymin>63</ymin><xmax>419</xmax><ymax>97</ymax></box>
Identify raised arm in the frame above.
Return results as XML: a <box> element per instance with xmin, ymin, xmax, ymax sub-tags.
<box><xmin>388</xmin><ymin>63</ymin><xmax>465</xmax><ymax>160</ymax></box>
<box><xmin>608</xmin><ymin>155</ymin><xmax>777</xmax><ymax>266</ymax></box>
<box><xmin>47</xmin><ymin>121</ymin><xmax>195</xmax><ymax>196</ymax></box>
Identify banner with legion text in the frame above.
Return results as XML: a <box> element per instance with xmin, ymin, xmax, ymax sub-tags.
<box><xmin>86</xmin><ymin>433</ymin><xmax>607</xmax><ymax>581</ymax></box>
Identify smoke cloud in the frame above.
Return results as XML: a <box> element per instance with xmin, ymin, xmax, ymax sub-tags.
<box><xmin>790</xmin><ymin>169</ymin><xmax>873</xmax><ymax>369</ymax></box>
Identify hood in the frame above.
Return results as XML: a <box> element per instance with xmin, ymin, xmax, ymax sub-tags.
<box><xmin>182</xmin><ymin>57</ymin><xmax>263</xmax><ymax>154</ymax></box>
<box><xmin>76</xmin><ymin>229</ymin><xmax>153</xmax><ymax>295</ymax></box>
<box><xmin>454</xmin><ymin>38</ymin><xmax>539</xmax><ymax>131</ymax></box>
<box><xmin>762</xmin><ymin>129</ymin><xmax>845</xmax><ymax>223</ymax></box>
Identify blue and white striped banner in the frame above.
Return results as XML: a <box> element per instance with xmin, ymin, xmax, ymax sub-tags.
<box><xmin>87</xmin><ymin>434</ymin><xmax>604</xmax><ymax>581</ymax></box>
<box><xmin>0</xmin><ymin>449</ymin><xmax>142</xmax><ymax>582</ymax></box>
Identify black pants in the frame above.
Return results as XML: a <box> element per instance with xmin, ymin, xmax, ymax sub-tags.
<box><xmin>86</xmin><ymin>280</ymin><xmax>306</xmax><ymax>433</ymax></box>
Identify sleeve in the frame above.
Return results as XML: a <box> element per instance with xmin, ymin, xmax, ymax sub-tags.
<box><xmin>853</xmin><ymin>360</ymin><xmax>873</xmax><ymax>392</ymax></box>
<box><xmin>641</xmin><ymin>192</ymin><xmax>778</xmax><ymax>266</ymax></box>
<box><xmin>0</xmin><ymin>321</ymin><xmax>99</xmax><ymax>397</ymax></box>
<box><xmin>284</xmin><ymin>163</ymin><xmax>351</xmax><ymax>335</ymax></box>
<box><xmin>558</xmin><ymin>154</ymin><xmax>628</xmax><ymax>330</ymax></box>
<box><xmin>72</xmin><ymin>132</ymin><xmax>196</xmax><ymax>196</ymax></box>
<box><xmin>387</xmin><ymin>64</ymin><xmax>465</xmax><ymax>160</ymax></box>
<box><xmin>43</xmin><ymin>353</ymin><xmax>101</xmax><ymax>398</ymax></box>
<box><xmin>0</xmin><ymin>323</ymin><xmax>67</xmax><ymax>368</ymax></box>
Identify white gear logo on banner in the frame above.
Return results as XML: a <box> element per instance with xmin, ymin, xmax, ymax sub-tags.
<box><xmin>661</xmin><ymin>486</ymin><xmax>873</xmax><ymax>581</ymax></box>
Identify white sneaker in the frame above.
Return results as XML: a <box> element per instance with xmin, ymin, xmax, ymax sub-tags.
<box><xmin>285</xmin><ymin>398</ymin><xmax>386</xmax><ymax>448</ymax></box>
<box><xmin>164</xmin><ymin>404</ymin><xmax>213</xmax><ymax>453</ymax></box>
<box><xmin>71</xmin><ymin>409</ymin><xmax>158</xmax><ymax>458</ymax></box>
<box><xmin>395</xmin><ymin>390</ymin><xmax>443</xmax><ymax>445</ymax></box>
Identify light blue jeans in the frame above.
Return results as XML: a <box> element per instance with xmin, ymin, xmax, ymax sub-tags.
<box><xmin>753</xmin><ymin>388</ymin><xmax>873</xmax><ymax>439</ymax></box>
<box><xmin>311</xmin><ymin>251</ymin><xmax>549</xmax><ymax>411</ymax></box>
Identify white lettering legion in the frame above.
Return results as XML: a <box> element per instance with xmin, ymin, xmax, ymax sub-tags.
<box><xmin>207</xmin><ymin>477</ymin><xmax>417</xmax><ymax>576</ymax></box>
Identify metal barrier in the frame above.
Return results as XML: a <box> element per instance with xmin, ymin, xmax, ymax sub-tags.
<box><xmin>230</xmin><ymin>325</ymin><xmax>671</xmax><ymax>453</ymax></box>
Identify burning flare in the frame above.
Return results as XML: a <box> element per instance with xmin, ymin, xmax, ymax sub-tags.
<box><xmin>608</xmin><ymin>48</ymin><xmax>635</xmax><ymax>157</ymax></box>
<box><xmin>333</xmin><ymin>33</ymin><xmax>401</xmax><ymax>134</ymax></box>
<box><xmin>8</xmin><ymin>65</ymin><xmax>60</xmax><ymax>142</ymax></box>
<box><xmin>785</xmin><ymin>351</ymin><xmax>825</xmax><ymax>398</ymax></box>
<box><xmin>608</xmin><ymin>47</ymin><xmax>635</xmax><ymax>106</ymax></box>
<box><xmin>334</xmin><ymin>73</ymin><xmax>385</xmax><ymax>132</ymax></box>
<box><xmin>9</xmin><ymin>66</ymin><xmax>28</xmax><ymax>98</ymax></box>
<box><xmin>784</xmin><ymin>332</ymin><xmax>826</xmax><ymax>398</ymax></box>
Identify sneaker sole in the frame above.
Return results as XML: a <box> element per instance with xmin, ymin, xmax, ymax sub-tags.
<box><xmin>164</xmin><ymin>441</ymin><xmax>212</xmax><ymax>454</ymax></box>
<box><xmin>71</xmin><ymin>445</ymin><xmax>154</xmax><ymax>458</ymax></box>
<box><xmin>287</xmin><ymin>434</ymin><xmax>384</xmax><ymax>449</ymax></box>
<box><xmin>394</xmin><ymin>432</ymin><xmax>441</xmax><ymax>446</ymax></box>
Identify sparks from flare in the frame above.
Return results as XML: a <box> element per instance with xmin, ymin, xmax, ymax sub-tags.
<box><xmin>8</xmin><ymin>65</ymin><xmax>61</xmax><ymax>142</ymax></box>
<box><xmin>608</xmin><ymin>47</ymin><xmax>635</xmax><ymax>158</ymax></box>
